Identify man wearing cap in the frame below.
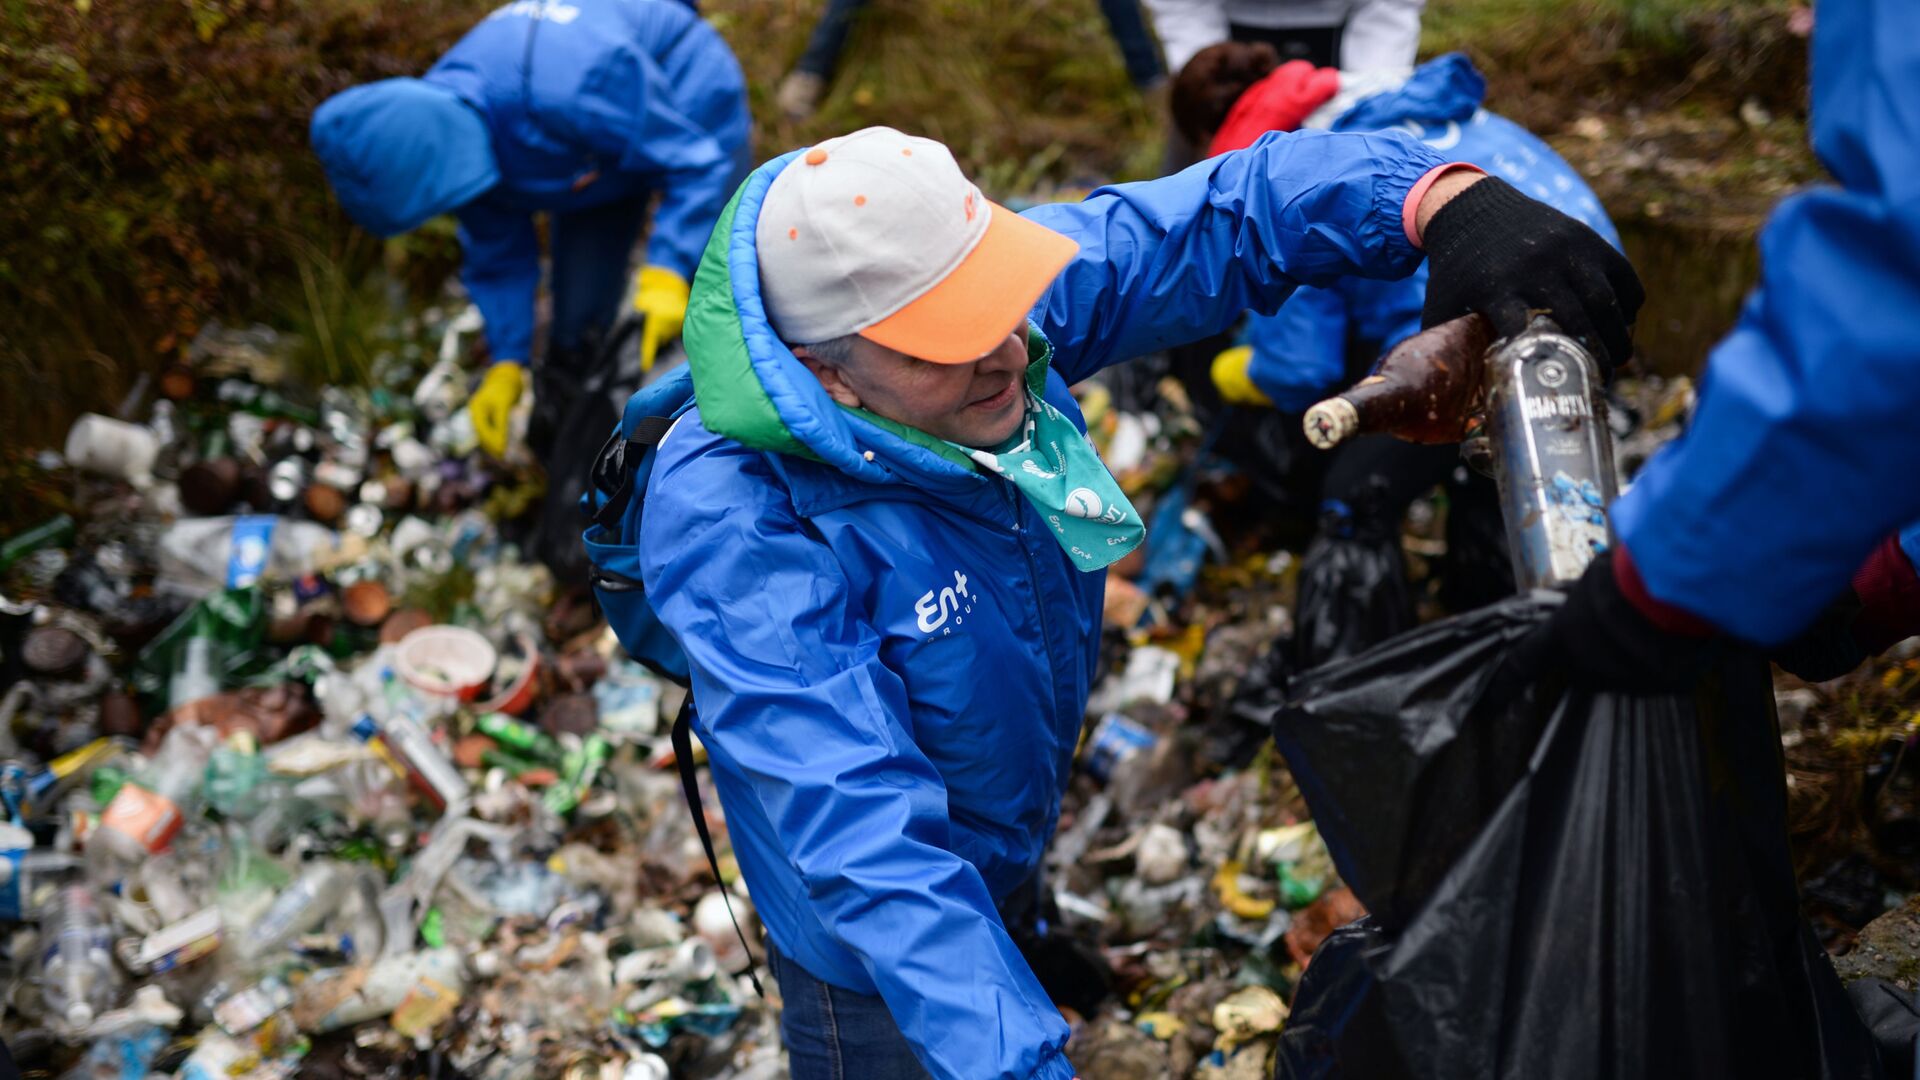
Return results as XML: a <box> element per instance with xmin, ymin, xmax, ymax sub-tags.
<box><xmin>636</xmin><ymin>126</ymin><xmax>1638</xmax><ymax>1078</ymax></box>
<box><xmin>310</xmin><ymin>0</ymin><xmax>749</xmax><ymax>459</ymax></box>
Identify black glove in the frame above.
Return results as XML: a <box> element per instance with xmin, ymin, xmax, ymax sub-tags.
<box><xmin>1421</xmin><ymin>176</ymin><xmax>1646</xmax><ymax>373</ymax></box>
<box><xmin>1506</xmin><ymin>550</ymin><xmax>1718</xmax><ymax>694</ymax></box>
<box><xmin>1768</xmin><ymin>589</ymin><xmax>1867</xmax><ymax>682</ymax></box>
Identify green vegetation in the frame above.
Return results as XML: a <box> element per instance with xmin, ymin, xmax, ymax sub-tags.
<box><xmin>1</xmin><ymin>0</ymin><xmax>1814</xmax><ymax>446</ymax></box>
<box><xmin>0</xmin><ymin>0</ymin><xmax>492</xmax><ymax>444</ymax></box>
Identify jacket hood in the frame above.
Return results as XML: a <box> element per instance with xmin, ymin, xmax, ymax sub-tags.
<box><xmin>682</xmin><ymin>151</ymin><xmax>1049</xmax><ymax>491</ymax></box>
<box><xmin>1333</xmin><ymin>53</ymin><xmax>1487</xmax><ymax>133</ymax></box>
<box><xmin>311</xmin><ymin>78</ymin><xmax>500</xmax><ymax>238</ymax></box>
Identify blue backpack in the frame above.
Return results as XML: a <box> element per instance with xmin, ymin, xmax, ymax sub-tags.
<box><xmin>581</xmin><ymin>366</ymin><xmax>699</xmax><ymax>684</ymax></box>
<box><xmin>579</xmin><ymin>365</ymin><xmax>767</xmax><ymax>993</ymax></box>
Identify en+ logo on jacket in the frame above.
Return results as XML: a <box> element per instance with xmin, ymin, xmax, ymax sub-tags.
<box><xmin>915</xmin><ymin>570</ymin><xmax>974</xmax><ymax>636</ymax></box>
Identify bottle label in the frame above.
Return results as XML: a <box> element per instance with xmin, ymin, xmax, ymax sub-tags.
<box><xmin>227</xmin><ymin>515</ymin><xmax>278</xmax><ymax>587</ymax></box>
<box><xmin>101</xmin><ymin>785</ymin><xmax>185</xmax><ymax>853</ymax></box>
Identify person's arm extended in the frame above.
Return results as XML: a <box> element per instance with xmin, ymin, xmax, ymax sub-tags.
<box><xmin>1610</xmin><ymin>0</ymin><xmax>1920</xmax><ymax>645</ymax></box>
<box><xmin>640</xmin><ymin>440</ymin><xmax>1075</xmax><ymax>1080</ymax></box>
<box><xmin>561</xmin><ymin>41</ymin><xmax>746</xmax><ymax>281</ymax></box>
<box><xmin>1610</xmin><ymin>187</ymin><xmax>1920</xmax><ymax>644</ymax></box>
<box><xmin>456</xmin><ymin>201</ymin><xmax>539</xmax><ymax>365</ymax></box>
<box><xmin>1025</xmin><ymin>129</ymin><xmax>1448</xmax><ymax>383</ymax></box>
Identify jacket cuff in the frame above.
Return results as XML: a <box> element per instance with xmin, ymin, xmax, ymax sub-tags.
<box><xmin>1614</xmin><ymin>545</ymin><xmax>1717</xmax><ymax>638</ymax></box>
<box><xmin>1851</xmin><ymin>535</ymin><xmax>1920</xmax><ymax>656</ymax></box>
<box><xmin>1026</xmin><ymin>1048</ymin><xmax>1078</xmax><ymax>1080</ymax></box>
<box><xmin>1402</xmin><ymin>163</ymin><xmax>1486</xmax><ymax>249</ymax></box>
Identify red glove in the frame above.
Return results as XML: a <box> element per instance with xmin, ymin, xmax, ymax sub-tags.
<box><xmin>1772</xmin><ymin>536</ymin><xmax>1920</xmax><ymax>681</ymax></box>
<box><xmin>1850</xmin><ymin>534</ymin><xmax>1920</xmax><ymax>655</ymax></box>
<box><xmin>1208</xmin><ymin>61</ymin><xmax>1342</xmax><ymax>157</ymax></box>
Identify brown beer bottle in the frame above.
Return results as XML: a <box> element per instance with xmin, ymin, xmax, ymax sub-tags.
<box><xmin>1302</xmin><ymin>313</ymin><xmax>1493</xmax><ymax>449</ymax></box>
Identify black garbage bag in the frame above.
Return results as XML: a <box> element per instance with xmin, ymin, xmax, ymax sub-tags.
<box><xmin>1290</xmin><ymin>523</ymin><xmax>1413</xmax><ymax>671</ymax></box>
<box><xmin>1291</xmin><ymin>434</ymin><xmax>1474</xmax><ymax>670</ymax></box>
<box><xmin>1434</xmin><ymin>467</ymin><xmax>1512</xmax><ymax>617</ymax></box>
<box><xmin>1271</xmin><ymin>596</ymin><xmax>1885</xmax><ymax>1080</ymax></box>
<box><xmin>528</xmin><ymin>320</ymin><xmax>644</xmax><ymax>587</ymax></box>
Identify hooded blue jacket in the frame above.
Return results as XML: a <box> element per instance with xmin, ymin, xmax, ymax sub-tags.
<box><xmin>637</xmin><ymin>130</ymin><xmax>1447</xmax><ymax>1079</ymax></box>
<box><xmin>1613</xmin><ymin>0</ymin><xmax>1920</xmax><ymax>644</ymax></box>
<box><xmin>310</xmin><ymin>0</ymin><xmax>748</xmax><ymax>364</ymax></box>
<box><xmin>1243</xmin><ymin>55</ymin><xmax>1619</xmax><ymax>410</ymax></box>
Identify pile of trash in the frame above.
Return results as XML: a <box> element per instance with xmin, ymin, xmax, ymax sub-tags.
<box><xmin>5</xmin><ymin>289</ymin><xmax>1914</xmax><ymax>1080</ymax></box>
<box><xmin>0</xmin><ymin>309</ymin><xmax>777</xmax><ymax>1078</ymax></box>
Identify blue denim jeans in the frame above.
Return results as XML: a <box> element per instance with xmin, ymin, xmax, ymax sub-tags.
<box><xmin>547</xmin><ymin>196</ymin><xmax>651</xmax><ymax>362</ymax></box>
<box><xmin>769</xmin><ymin>943</ymin><xmax>932</xmax><ymax>1080</ymax></box>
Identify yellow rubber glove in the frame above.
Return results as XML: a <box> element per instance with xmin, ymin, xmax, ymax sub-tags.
<box><xmin>631</xmin><ymin>265</ymin><xmax>691</xmax><ymax>373</ymax></box>
<box><xmin>1210</xmin><ymin>344</ymin><xmax>1272</xmax><ymax>407</ymax></box>
<box><xmin>469</xmin><ymin>360</ymin><xmax>525</xmax><ymax>459</ymax></box>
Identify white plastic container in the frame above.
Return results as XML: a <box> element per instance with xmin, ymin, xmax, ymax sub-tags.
<box><xmin>64</xmin><ymin>414</ymin><xmax>159</xmax><ymax>487</ymax></box>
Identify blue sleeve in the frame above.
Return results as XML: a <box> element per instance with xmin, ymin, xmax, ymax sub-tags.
<box><xmin>1246</xmin><ymin>286</ymin><xmax>1350</xmax><ymax>413</ymax></box>
<box><xmin>1902</xmin><ymin>522</ymin><xmax>1920</xmax><ymax>572</ymax></box>
<box><xmin>1613</xmin><ymin>0</ymin><xmax>1920</xmax><ymax>644</ymax></box>
<box><xmin>559</xmin><ymin>36</ymin><xmax>748</xmax><ymax>280</ymax></box>
<box><xmin>640</xmin><ymin>441</ymin><xmax>1074</xmax><ymax>1080</ymax></box>
<box><xmin>643</xmin><ymin>129</ymin><xmax>750</xmax><ymax>281</ymax></box>
<box><xmin>456</xmin><ymin>200</ymin><xmax>540</xmax><ymax>364</ymax></box>
<box><xmin>1023</xmin><ymin>129</ymin><xmax>1447</xmax><ymax>384</ymax></box>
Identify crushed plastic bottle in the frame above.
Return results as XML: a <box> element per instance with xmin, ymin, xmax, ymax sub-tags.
<box><xmin>155</xmin><ymin>515</ymin><xmax>340</xmax><ymax>596</ymax></box>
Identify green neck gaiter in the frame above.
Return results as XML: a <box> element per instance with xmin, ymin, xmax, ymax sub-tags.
<box><xmin>951</xmin><ymin>390</ymin><xmax>1145</xmax><ymax>572</ymax></box>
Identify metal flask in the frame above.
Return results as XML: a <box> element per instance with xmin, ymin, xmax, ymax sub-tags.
<box><xmin>1483</xmin><ymin>317</ymin><xmax>1617</xmax><ymax>590</ymax></box>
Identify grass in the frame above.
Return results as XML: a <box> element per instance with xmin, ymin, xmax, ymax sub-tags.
<box><xmin>705</xmin><ymin>0</ymin><xmax>1163</xmax><ymax>190</ymax></box>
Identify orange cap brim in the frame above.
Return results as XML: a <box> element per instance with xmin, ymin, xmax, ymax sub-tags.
<box><xmin>859</xmin><ymin>201</ymin><xmax>1080</xmax><ymax>364</ymax></box>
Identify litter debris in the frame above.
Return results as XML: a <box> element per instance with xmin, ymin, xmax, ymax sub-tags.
<box><xmin>2</xmin><ymin>286</ymin><xmax>1911</xmax><ymax>1080</ymax></box>
<box><xmin>0</xmin><ymin>310</ymin><xmax>776</xmax><ymax>1077</ymax></box>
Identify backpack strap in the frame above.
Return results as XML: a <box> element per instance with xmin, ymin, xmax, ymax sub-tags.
<box><xmin>588</xmin><ymin>413</ymin><xmax>678</xmax><ymax>535</ymax></box>
<box><xmin>671</xmin><ymin>696</ymin><xmax>765</xmax><ymax>997</ymax></box>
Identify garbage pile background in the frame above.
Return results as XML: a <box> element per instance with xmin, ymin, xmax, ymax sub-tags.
<box><xmin>2</xmin><ymin>298</ymin><xmax>1915</xmax><ymax>1078</ymax></box>
<box><xmin>3</xmin><ymin>306</ymin><xmax>777</xmax><ymax>1078</ymax></box>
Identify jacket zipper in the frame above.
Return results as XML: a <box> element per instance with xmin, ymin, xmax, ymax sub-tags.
<box><xmin>1004</xmin><ymin>482</ymin><xmax>1063</xmax><ymax>759</ymax></box>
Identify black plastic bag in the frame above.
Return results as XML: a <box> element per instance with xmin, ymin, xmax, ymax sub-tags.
<box><xmin>1290</xmin><ymin>526</ymin><xmax>1413</xmax><ymax>671</ymax></box>
<box><xmin>528</xmin><ymin>320</ymin><xmax>644</xmax><ymax>587</ymax></box>
<box><xmin>1271</xmin><ymin>596</ymin><xmax>1884</xmax><ymax>1080</ymax></box>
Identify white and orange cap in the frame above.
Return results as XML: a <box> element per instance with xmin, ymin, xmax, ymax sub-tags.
<box><xmin>756</xmin><ymin>127</ymin><xmax>1080</xmax><ymax>364</ymax></box>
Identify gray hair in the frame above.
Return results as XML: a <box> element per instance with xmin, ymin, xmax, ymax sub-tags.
<box><xmin>795</xmin><ymin>333</ymin><xmax>860</xmax><ymax>367</ymax></box>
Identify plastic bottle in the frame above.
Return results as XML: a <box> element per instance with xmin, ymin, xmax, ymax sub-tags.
<box><xmin>204</xmin><ymin>731</ymin><xmax>269</xmax><ymax>818</ymax></box>
<box><xmin>0</xmin><ymin>838</ymin><xmax>81</xmax><ymax>920</ymax></box>
<box><xmin>41</xmin><ymin>885</ymin><xmax>120</xmax><ymax>1032</ymax></box>
<box><xmin>0</xmin><ymin>515</ymin><xmax>76</xmax><ymax>574</ymax></box>
<box><xmin>168</xmin><ymin>634</ymin><xmax>225</xmax><ymax>711</ymax></box>
<box><xmin>97</xmin><ymin>725</ymin><xmax>215</xmax><ymax>857</ymax></box>
<box><xmin>1302</xmin><ymin>314</ymin><xmax>1495</xmax><ymax>449</ymax></box>
<box><xmin>155</xmin><ymin>516</ymin><xmax>339</xmax><ymax>595</ymax></box>
<box><xmin>357</xmin><ymin>712</ymin><xmax>469</xmax><ymax>811</ymax></box>
<box><xmin>232</xmin><ymin>860</ymin><xmax>350</xmax><ymax>963</ymax></box>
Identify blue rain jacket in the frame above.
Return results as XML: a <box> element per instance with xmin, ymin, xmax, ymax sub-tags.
<box><xmin>1614</xmin><ymin>0</ymin><xmax>1920</xmax><ymax>644</ymax></box>
<box><xmin>1243</xmin><ymin>54</ymin><xmax>1619</xmax><ymax>410</ymax></box>
<box><xmin>636</xmin><ymin>129</ymin><xmax>1446</xmax><ymax>1079</ymax></box>
<box><xmin>311</xmin><ymin>0</ymin><xmax>748</xmax><ymax>364</ymax></box>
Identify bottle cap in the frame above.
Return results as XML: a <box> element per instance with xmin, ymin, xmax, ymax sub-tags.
<box><xmin>1302</xmin><ymin>398</ymin><xmax>1359</xmax><ymax>450</ymax></box>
